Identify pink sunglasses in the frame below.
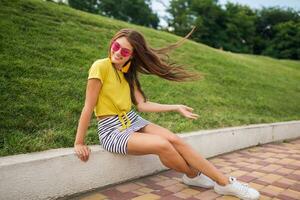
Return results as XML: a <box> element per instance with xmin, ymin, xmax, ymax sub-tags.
<box><xmin>111</xmin><ymin>41</ymin><xmax>132</xmax><ymax>57</ymax></box>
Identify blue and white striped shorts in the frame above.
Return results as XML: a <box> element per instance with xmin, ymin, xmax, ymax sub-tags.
<box><xmin>97</xmin><ymin>110</ymin><xmax>151</xmax><ymax>154</ymax></box>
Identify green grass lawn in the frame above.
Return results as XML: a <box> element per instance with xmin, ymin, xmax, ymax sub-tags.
<box><xmin>1</xmin><ymin>0</ymin><xmax>299</xmax><ymax>156</ymax></box>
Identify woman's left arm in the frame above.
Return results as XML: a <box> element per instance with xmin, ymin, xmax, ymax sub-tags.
<box><xmin>134</xmin><ymin>86</ymin><xmax>199</xmax><ymax>119</ymax></box>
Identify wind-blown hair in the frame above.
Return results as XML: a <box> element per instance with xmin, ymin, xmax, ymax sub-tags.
<box><xmin>108</xmin><ymin>27</ymin><xmax>201</xmax><ymax>105</ymax></box>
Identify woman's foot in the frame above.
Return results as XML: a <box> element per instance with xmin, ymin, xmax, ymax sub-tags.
<box><xmin>214</xmin><ymin>176</ymin><xmax>260</xmax><ymax>200</ymax></box>
<box><xmin>182</xmin><ymin>172</ymin><xmax>215</xmax><ymax>188</ymax></box>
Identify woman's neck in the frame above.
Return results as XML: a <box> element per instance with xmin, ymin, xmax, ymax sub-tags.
<box><xmin>113</xmin><ymin>63</ymin><xmax>122</xmax><ymax>71</ymax></box>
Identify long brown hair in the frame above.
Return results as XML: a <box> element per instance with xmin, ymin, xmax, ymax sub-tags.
<box><xmin>108</xmin><ymin>27</ymin><xmax>201</xmax><ymax>105</ymax></box>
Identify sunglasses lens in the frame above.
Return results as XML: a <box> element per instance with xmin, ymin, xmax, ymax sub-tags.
<box><xmin>111</xmin><ymin>41</ymin><xmax>132</xmax><ymax>57</ymax></box>
<box><xmin>112</xmin><ymin>42</ymin><xmax>120</xmax><ymax>51</ymax></box>
<box><xmin>121</xmin><ymin>49</ymin><xmax>131</xmax><ymax>57</ymax></box>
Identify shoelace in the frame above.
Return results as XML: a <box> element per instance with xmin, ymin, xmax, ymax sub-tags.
<box><xmin>118</xmin><ymin>111</ymin><xmax>131</xmax><ymax>131</ymax></box>
<box><xmin>230</xmin><ymin>177</ymin><xmax>249</xmax><ymax>195</ymax></box>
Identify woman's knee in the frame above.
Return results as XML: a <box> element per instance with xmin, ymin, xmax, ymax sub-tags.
<box><xmin>156</xmin><ymin>137</ymin><xmax>175</xmax><ymax>155</ymax></box>
<box><xmin>158</xmin><ymin>127</ymin><xmax>186</xmax><ymax>146</ymax></box>
<box><xmin>168</xmin><ymin>134</ymin><xmax>187</xmax><ymax>147</ymax></box>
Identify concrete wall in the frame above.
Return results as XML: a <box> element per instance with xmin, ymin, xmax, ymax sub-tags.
<box><xmin>0</xmin><ymin>120</ymin><xmax>299</xmax><ymax>200</ymax></box>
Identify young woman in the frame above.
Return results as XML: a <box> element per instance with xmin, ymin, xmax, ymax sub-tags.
<box><xmin>74</xmin><ymin>28</ymin><xmax>260</xmax><ymax>200</ymax></box>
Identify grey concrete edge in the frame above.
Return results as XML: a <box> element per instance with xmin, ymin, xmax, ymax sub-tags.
<box><xmin>0</xmin><ymin>120</ymin><xmax>299</xmax><ymax>200</ymax></box>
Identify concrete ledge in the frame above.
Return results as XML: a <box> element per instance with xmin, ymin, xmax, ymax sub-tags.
<box><xmin>0</xmin><ymin>120</ymin><xmax>299</xmax><ymax>200</ymax></box>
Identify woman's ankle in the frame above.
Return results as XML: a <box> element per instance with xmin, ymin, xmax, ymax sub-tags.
<box><xmin>216</xmin><ymin>176</ymin><xmax>230</xmax><ymax>186</ymax></box>
<box><xmin>186</xmin><ymin>169</ymin><xmax>199</xmax><ymax>178</ymax></box>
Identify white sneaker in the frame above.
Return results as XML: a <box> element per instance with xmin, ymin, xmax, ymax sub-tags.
<box><xmin>214</xmin><ymin>176</ymin><xmax>260</xmax><ymax>200</ymax></box>
<box><xmin>182</xmin><ymin>172</ymin><xmax>215</xmax><ymax>188</ymax></box>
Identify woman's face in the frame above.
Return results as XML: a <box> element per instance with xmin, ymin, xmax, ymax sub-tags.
<box><xmin>110</xmin><ymin>37</ymin><xmax>133</xmax><ymax>66</ymax></box>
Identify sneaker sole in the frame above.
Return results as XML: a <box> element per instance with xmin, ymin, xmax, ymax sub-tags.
<box><xmin>214</xmin><ymin>189</ymin><xmax>259</xmax><ymax>200</ymax></box>
<box><xmin>183</xmin><ymin>180</ymin><xmax>214</xmax><ymax>189</ymax></box>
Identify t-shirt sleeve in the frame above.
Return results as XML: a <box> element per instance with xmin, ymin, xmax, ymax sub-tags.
<box><xmin>88</xmin><ymin>60</ymin><xmax>107</xmax><ymax>83</ymax></box>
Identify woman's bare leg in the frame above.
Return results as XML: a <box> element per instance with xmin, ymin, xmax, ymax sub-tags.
<box><xmin>127</xmin><ymin>132</ymin><xmax>198</xmax><ymax>178</ymax></box>
<box><xmin>140</xmin><ymin>123</ymin><xmax>229</xmax><ymax>186</ymax></box>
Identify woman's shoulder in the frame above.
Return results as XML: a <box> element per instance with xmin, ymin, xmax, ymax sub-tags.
<box><xmin>89</xmin><ymin>58</ymin><xmax>112</xmax><ymax>74</ymax></box>
<box><xmin>91</xmin><ymin>57</ymin><xmax>110</xmax><ymax>68</ymax></box>
<box><xmin>88</xmin><ymin>57</ymin><xmax>111</xmax><ymax>80</ymax></box>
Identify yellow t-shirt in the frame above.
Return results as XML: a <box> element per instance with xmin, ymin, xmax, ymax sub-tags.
<box><xmin>88</xmin><ymin>58</ymin><xmax>132</xmax><ymax>129</ymax></box>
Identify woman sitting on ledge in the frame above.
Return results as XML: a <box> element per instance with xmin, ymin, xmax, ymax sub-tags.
<box><xmin>74</xmin><ymin>28</ymin><xmax>260</xmax><ymax>200</ymax></box>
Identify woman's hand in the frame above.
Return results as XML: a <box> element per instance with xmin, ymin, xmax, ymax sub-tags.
<box><xmin>74</xmin><ymin>143</ymin><xmax>91</xmax><ymax>162</ymax></box>
<box><xmin>176</xmin><ymin>104</ymin><xmax>199</xmax><ymax>119</ymax></box>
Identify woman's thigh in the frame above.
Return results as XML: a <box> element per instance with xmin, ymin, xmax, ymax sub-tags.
<box><xmin>139</xmin><ymin>123</ymin><xmax>183</xmax><ymax>145</ymax></box>
<box><xmin>127</xmin><ymin>132</ymin><xmax>173</xmax><ymax>155</ymax></box>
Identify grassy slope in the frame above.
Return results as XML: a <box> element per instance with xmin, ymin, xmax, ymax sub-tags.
<box><xmin>0</xmin><ymin>0</ymin><xmax>299</xmax><ymax>156</ymax></box>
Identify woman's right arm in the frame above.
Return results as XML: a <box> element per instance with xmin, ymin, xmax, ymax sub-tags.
<box><xmin>74</xmin><ymin>79</ymin><xmax>102</xmax><ymax>162</ymax></box>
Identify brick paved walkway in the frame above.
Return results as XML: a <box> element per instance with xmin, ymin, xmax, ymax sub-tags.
<box><xmin>73</xmin><ymin>138</ymin><xmax>300</xmax><ymax>200</ymax></box>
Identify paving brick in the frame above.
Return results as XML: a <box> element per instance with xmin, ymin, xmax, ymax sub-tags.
<box><xmin>258</xmin><ymin>173</ymin><xmax>282</xmax><ymax>184</ymax></box>
<box><xmin>279</xmin><ymin>158</ymin><xmax>297</xmax><ymax>164</ymax></box>
<box><xmin>131</xmin><ymin>193</ymin><xmax>161</xmax><ymax>200</ymax></box>
<box><xmin>252</xmin><ymin>179</ymin><xmax>269</xmax><ymax>186</ymax></box>
<box><xmin>215</xmin><ymin>195</ymin><xmax>239</xmax><ymax>200</ymax></box>
<box><xmin>173</xmin><ymin>191</ymin><xmax>192</xmax><ymax>199</ymax></box>
<box><xmin>160</xmin><ymin>195</ymin><xmax>186</xmax><ymax>200</ymax></box>
<box><xmin>232</xmin><ymin>161</ymin><xmax>250</xmax><ymax>168</ymax></box>
<box><xmin>272</xmin><ymin>181</ymin><xmax>290</xmax><ymax>189</ymax></box>
<box><xmin>137</xmin><ymin>187</ymin><xmax>154</xmax><ymax>194</ymax></box>
<box><xmin>264</xmin><ymin>157</ymin><xmax>281</xmax><ymax>163</ymax></box>
<box><xmin>260</xmin><ymin>164</ymin><xmax>283</xmax><ymax>172</ymax></box>
<box><xmin>273</xmin><ymin>177</ymin><xmax>297</xmax><ymax>187</ymax></box>
<box><xmin>152</xmin><ymin>189</ymin><xmax>173</xmax><ymax>196</ymax></box>
<box><xmin>209</xmin><ymin>158</ymin><xmax>225</xmax><ymax>163</ymax></box>
<box><xmin>285</xmin><ymin>164</ymin><xmax>300</xmax><ymax>170</ymax></box>
<box><xmin>165</xmin><ymin>183</ymin><xmax>188</xmax><ymax>193</ymax></box>
<box><xmin>194</xmin><ymin>189</ymin><xmax>221</xmax><ymax>200</ymax></box>
<box><xmin>244</xmin><ymin>163</ymin><xmax>263</xmax><ymax>170</ymax></box>
<box><xmin>132</xmin><ymin>190</ymin><xmax>146</xmax><ymax>195</ymax></box>
<box><xmin>100</xmin><ymin>188</ymin><xmax>124</xmax><ymax>198</ymax></box>
<box><xmin>285</xmin><ymin>173</ymin><xmax>300</xmax><ymax>181</ymax></box>
<box><xmin>260</xmin><ymin>185</ymin><xmax>285</xmax><ymax>197</ymax></box>
<box><xmin>256</xmin><ymin>160</ymin><xmax>271</xmax><ymax>166</ymax></box>
<box><xmin>146</xmin><ymin>182</ymin><xmax>163</xmax><ymax>190</ymax></box>
<box><xmin>162</xmin><ymin>170</ymin><xmax>182</xmax><ymax>178</ymax></box>
<box><xmin>289</xmin><ymin>183</ymin><xmax>300</xmax><ymax>192</ymax></box>
<box><xmin>156</xmin><ymin>179</ymin><xmax>179</xmax><ymax>187</ymax></box>
<box><xmin>219</xmin><ymin>166</ymin><xmax>238</xmax><ymax>174</ymax></box>
<box><xmin>149</xmin><ymin>176</ymin><xmax>166</xmax><ymax>182</ymax></box>
<box><xmin>293</xmin><ymin>170</ymin><xmax>300</xmax><ymax>176</ymax></box>
<box><xmin>115</xmin><ymin>183</ymin><xmax>142</xmax><ymax>192</ymax></box>
<box><xmin>186</xmin><ymin>197</ymin><xmax>201</xmax><ymax>200</ymax></box>
<box><xmin>216</xmin><ymin>161</ymin><xmax>234</xmax><ymax>167</ymax></box>
<box><xmin>79</xmin><ymin>193</ymin><xmax>108</xmax><ymax>200</ymax></box>
<box><xmin>135</xmin><ymin>181</ymin><xmax>147</xmax><ymax>187</ymax></box>
<box><xmin>279</xmin><ymin>189</ymin><xmax>300</xmax><ymax>199</ymax></box>
<box><xmin>73</xmin><ymin>138</ymin><xmax>300</xmax><ymax>200</ymax></box>
<box><xmin>238</xmin><ymin>175</ymin><xmax>257</xmax><ymax>182</ymax></box>
<box><xmin>157</xmin><ymin>175</ymin><xmax>171</xmax><ymax>180</ymax></box>
<box><xmin>262</xmin><ymin>152</ymin><xmax>278</xmax><ymax>158</ymax></box>
<box><xmin>273</xmin><ymin>153</ymin><xmax>289</xmax><ymax>159</ymax></box>
<box><xmin>248</xmin><ymin>182</ymin><xmax>266</xmax><ymax>190</ymax></box>
<box><xmin>181</xmin><ymin>188</ymin><xmax>201</xmax><ymax>196</ymax></box>
<box><xmin>259</xmin><ymin>195</ymin><xmax>272</xmax><ymax>200</ymax></box>
<box><xmin>249</xmin><ymin>171</ymin><xmax>266</xmax><ymax>178</ymax></box>
<box><xmin>228</xmin><ymin>170</ymin><xmax>248</xmax><ymax>177</ymax></box>
<box><xmin>275</xmin><ymin>167</ymin><xmax>294</xmax><ymax>176</ymax></box>
<box><xmin>277</xmin><ymin>194</ymin><xmax>299</xmax><ymax>200</ymax></box>
<box><xmin>112</xmin><ymin>191</ymin><xmax>139</xmax><ymax>200</ymax></box>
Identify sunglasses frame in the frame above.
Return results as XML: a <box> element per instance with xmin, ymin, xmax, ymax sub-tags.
<box><xmin>111</xmin><ymin>41</ymin><xmax>132</xmax><ymax>57</ymax></box>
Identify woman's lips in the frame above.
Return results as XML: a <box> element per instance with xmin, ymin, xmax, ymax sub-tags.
<box><xmin>113</xmin><ymin>54</ymin><xmax>122</xmax><ymax>61</ymax></box>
